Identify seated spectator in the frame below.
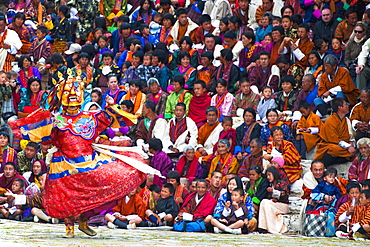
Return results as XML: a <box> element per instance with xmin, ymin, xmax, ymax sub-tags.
<box><xmin>117</xmin><ymin>37</ymin><xmax>141</xmax><ymax>68</ymax></box>
<box><xmin>177</xmin><ymin>179</ymin><xmax>216</xmax><ymax>227</ymax></box>
<box><xmin>315</xmin><ymin>98</ymin><xmax>356</xmax><ymax>167</ymax></box>
<box><xmin>121</xmin><ymin>79</ymin><xmax>146</xmax><ymax>117</ymax></box>
<box><xmin>195</xmin><ymin>14</ymin><xmax>216</xmax><ymax>44</ymax></box>
<box><xmin>211</xmin><ymin>79</ymin><xmax>234</xmax><ymax>119</ymax></box>
<box><xmin>282</xmin><ymin>15</ymin><xmax>297</xmax><ymax>40</ymax></box>
<box><xmin>213</xmin><ymin>117</ymin><xmax>236</xmax><ymax>154</ymax></box>
<box><xmin>105</xmin><ymin>189</ymin><xmax>145</xmax><ymax>229</ymax></box>
<box><xmin>235</xmin><ymin>108</ymin><xmax>261</xmax><ymax>157</ymax></box>
<box><xmin>232</xmin><ymin>0</ymin><xmax>257</xmax><ymax>29</ymax></box>
<box><xmin>175</xmin><ymin>146</ymin><xmax>203</xmax><ymax>181</ymax></box>
<box><xmin>275</xmin><ymin>56</ymin><xmax>304</xmax><ymax>90</ymax></box>
<box><xmin>143</xmin><ymin>183</ymin><xmax>179</xmax><ymax>226</ymax></box>
<box><xmin>239</xmin><ymin>31</ymin><xmax>263</xmax><ymax>72</ymax></box>
<box><xmin>0</xmin><ymin>131</ymin><xmax>18</xmax><ymax>173</ymax></box>
<box><xmin>312</xmin><ymin>8</ymin><xmax>338</xmax><ymax>44</ymax></box>
<box><xmin>136</xmin><ymin>101</ymin><xmax>168</xmax><ymax>151</ymax></box>
<box><xmin>196</xmin><ymin>52</ymin><xmax>217</xmax><ymax>90</ymax></box>
<box><xmin>163</xmin><ymin>103</ymin><xmax>198</xmax><ymax>154</ymax></box>
<box><xmin>188</xmin><ymin>80</ymin><xmax>211</xmax><ymax>128</ymax></box>
<box><xmin>265</xmin><ymin>26</ymin><xmax>285</xmax><ymax>64</ymax></box>
<box><xmin>295</xmin><ymin>100</ymin><xmax>322</xmax><ymax>159</ymax></box>
<box><xmin>197</xmin><ymin>33</ymin><xmax>223</xmax><ymax>67</ymax></box>
<box><xmin>0</xmin><ymin>162</ymin><xmax>26</xmax><ymax>194</ymax></box>
<box><xmin>101</xmin><ymin>74</ymin><xmax>126</xmax><ymax>109</ymax></box>
<box><xmin>315</xmin><ymin>55</ymin><xmax>360</xmax><ymax>118</ymax></box>
<box><xmin>93</xmin><ymin>51</ymin><xmax>121</xmax><ymax>94</ymax></box>
<box><xmin>263</xmin><ymin>126</ymin><xmax>302</xmax><ymax>184</ymax></box>
<box><xmin>146</xmin><ymin>78</ymin><xmax>168</xmax><ymax>117</ymax></box>
<box><xmin>257</xmin><ymin>86</ymin><xmax>277</xmax><ymax>122</ymax></box>
<box><xmin>196</xmin><ymin>106</ymin><xmax>223</xmax><ymax>158</ymax></box>
<box><xmin>335</xmin><ymin>181</ymin><xmax>362</xmax><ymax>239</ymax></box>
<box><xmin>334</xmin><ymin>7</ymin><xmax>358</xmax><ymax>44</ymax></box>
<box><xmin>260</xmin><ymin>109</ymin><xmax>293</xmax><ymax>147</ymax></box>
<box><xmin>134</xmin><ymin>53</ymin><xmax>160</xmax><ymax>82</ymax></box>
<box><xmin>131</xmin><ymin>0</ymin><xmax>157</xmax><ymax>25</ymax></box>
<box><xmin>350</xmin><ymin>88</ymin><xmax>370</xmax><ymax>140</ymax></box>
<box><xmin>238</xmin><ymin>139</ymin><xmax>263</xmax><ymax>179</ymax></box>
<box><xmin>124</xmin><ymin>51</ymin><xmax>144</xmax><ymax>82</ymax></box>
<box><xmin>348</xmin><ymin>138</ymin><xmax>370</xmax><ymax>183</ymax></box>
<box><xmin>231</xmin><ymin>79</ymin><xmax>260</xmax><ymax>117</ymax></box>
<box><xmin>17</xmin><ymin>55</ymin><xmax>42</xmax><ymax>89</ymax></box>
<box><xmin>18</xmin><ymin>77</ymin><xmax>49</xmax><ymax>119</ymax></box>
<box><xmin>148</xmin><ymin>138</ymin><xmax>173</xmax><ymax>187</ymax></box>
<box><xmin>327</xmin><ymin>38</ymin><xmax>345</xmax><ymax>67</ymax></box>
<box><xmin>210</xmin><ymin>188</ymin><xmax>253</xmax><ymax>234</ymax></box>
<box><xmin>152</xmin><ymin>49</ymin><xmax>172</xmax><ymax>92</ymax></box>
<box><xmin>255</xmin><ymin>0</ymin><xmax>282</xmax><ymax>25</ymax></box>
<box><xmin>258</xmin><ymin>166</ymin><xmax>289</xmax><ymax>234</ymax></box>
<box><xmin>208</xmin><ymin>171</ymin><xmax>223</xmax><ymax>199</ymax></box>
<box><xmin>304</xmin><ymin>51</ymin><xmax>323</xmax><ymax>85</ymax></box>
<box><xmin>170</xmin><ymin>36</ymin><xmax>198</xmax><ymax>70</ymax></box>
<box><xmin>17</xmin><ymin>142</ymin><xmax>43</xmax><ymax>174</ymax></box>
<box><xmin>164</xmin><ymin>76</ymin><xmax>193</xmax><ymax>119</ymax></box>
<box><xmin>212</xmin><ymin>49</ymin><xmax>240</xmax><ymax>94</ymax></box>
<box><xmin>255</xmin><ymin>13</ymin><xmax>272</xmax><ymax>43</ymax></box>
<box><xmin>208</xmin><ymin>139</ymin><xmax>240</xmax><ymax>182</ymax></box>
<box><xmin>223</xmin><ymin>30</ymin><xmax>244</xmax><ymax>64</ymax></box>
<box><xmin>279</xmin><ymin>23</ymin><xmax>314</xmax><ymax>69</ymax></box>
<box><xmin>202</xmin><ymin>0</ymin><xmax>232</xmax><ymax>27</ymax></box>
<box><xmin>22</xmin><ymin>159</ymin><xmax>47</xmax><ymax>188</ymax></box>
<box><xmin>245</xmin><ymin>165</ymin><xmax>269</xmax><ymax>214</ymax></box>
<box><xmin>168</xmin><ymin>8</ymin><xmax>198</xmax><ymax>45</ymax></box>
<box><xmin>275</xmin><ymin>75</ymin><xmax>299</xmax><ymax>119</ymax></box>
<box><xmin>158</xmin><ymin>13</ymin><xmax>174</xmax><ymax>46</ymax></box>
<box><xmin>308</xmin><ymin>168</ymin><xmax>342</xmax><ymax>210</ymax></box>
<box><xmin>348</xmin><ymin>189</ymin><xmax>370</xmax><ymax>240</ymax></box>
<box><xmin>166</xmin><ymin>170</ymin><xmax>189</xmax><ymax>208</ymax></box>
<box><xmin>0</xmin><ymin>178</ymin><xmax>24</xmax><ymax>220</ymax></box>
<box><xmin>171</xmin><ymin>51</ymin><xmax>197</xmax><ymax>89</ymax></box>
<box><xmin>249</xmin><ymin>51</ymin><xmax>279</xmax><ymax>93</ymax></box>
<box><xmin>292</xmin><ymin>74</ymin><xmax>318</xmax><ymax>114</ymax></box>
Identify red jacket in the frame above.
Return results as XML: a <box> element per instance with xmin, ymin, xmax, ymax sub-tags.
<box><xmin>180</xmin><ymin>191</ymin><xmax>216</xmax><ymax>220</ymax></box>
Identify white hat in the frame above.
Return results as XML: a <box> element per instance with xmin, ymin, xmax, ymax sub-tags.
<box><xmin>64</xmin><ymin>43</ymin><xmax>82</xmax><ymax>55</ymax></box>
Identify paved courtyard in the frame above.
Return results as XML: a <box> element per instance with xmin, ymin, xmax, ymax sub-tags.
<box><xmin>0</xmin><ymin>220</ymin><xmax>369</xmax><ymax>247</ymax></box>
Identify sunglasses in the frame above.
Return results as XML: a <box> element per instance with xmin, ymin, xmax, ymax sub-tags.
<box><xmin>354</xmin><ymin>30</ymin><xmax>364</xmax><ymax>33</ymax></box>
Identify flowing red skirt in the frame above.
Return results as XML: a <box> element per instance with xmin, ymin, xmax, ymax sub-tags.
<box><xmin>43</xmin><ymin>152</ymin><xmax>146</xmax><ymax>219</ymax></box>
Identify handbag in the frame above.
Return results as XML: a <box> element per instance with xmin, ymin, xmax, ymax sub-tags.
<box><xmin>303</xmin><ymin>206</ymin><xmax>337</xmax><ymax>237</ymax></box>
<box><xmin>173</xmin><ymin>219</ymin><xmax>206</xmax><ymax>232</ymax></box>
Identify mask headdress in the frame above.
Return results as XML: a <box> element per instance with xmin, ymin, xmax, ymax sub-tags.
<box><xmin>49</xmin><ymin>69</ymin><xmax>86</xmax><ymax>112</ymax></box>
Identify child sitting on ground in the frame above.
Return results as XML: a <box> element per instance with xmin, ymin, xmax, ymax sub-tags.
<box><xmin>352</xmin><ymin>189</ymin><xmax>370</xmax><ymax>240</ymax></box>
<box><xmin>105</xmin><ymin>188</ymin><xmax>145</xmax><ymax>229</ymax></box>
<box><xmin>144</xmin><ymin>183</ymin><xmax>179</xmax><ymax>226</ymax></box>
<box><xmin>308</xmin><ymin>168</ymin><xmax>342</xmax><ymax>210</ymax></box>
<box><xmin>335</xmin><ymin>181</ymin><xmax>362</xmax><ymax>239</ymax></box>
<box><xmin>210</xmin><ymin>188</ymin><xmax>253</xmax><ymax>234</ymax></box>
<box><xmin>166</xmin><ymin>171</ymin><xmax>190</xmax><ymax>208</ymax></box>
<box><xmin>0</xmin><ymin>178</ymin><xmax>24</xmax><ymax>220</ymax></box>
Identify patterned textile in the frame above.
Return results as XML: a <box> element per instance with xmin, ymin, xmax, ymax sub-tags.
<box><xmin>303</xmin><ymin>213</ymin><xmax>327</xmax><ymax>237</ymax></box>
<box><xmin>348</xmin><ymin>156</ymin><xmax>370</xmax><ymax>183</ymax></box>
<box><xmin>52</xmin><ymin>41</ymin><xmax>66</xmax><ymax>54</ymax></box>
<box><xmin>231</xmin><ymin>91</ymin><xmax>260</xmax><ymax>117</ymax></box>
<box><xmin>170</xmin><ymin>117</ymin><xmax>187</xmax><ymax>144</ymax></box>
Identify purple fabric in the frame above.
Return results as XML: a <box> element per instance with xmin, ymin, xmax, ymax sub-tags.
<box><xmin>0</xmin><ymin>148</ymin><xmax>18</xmax><ymax>173</ymax></box>
<box><xmin>304</xmin><ymin>0</ymin><xmax>315</xmax><ymax>6</ymax></box>
<box><xmin>334</xmin><ymin>194</ymin><xmax>349</xmax><ymax>211</ymax></box>
<box><xmin>150</xmin><ymin>150</ymin><xmax>173</xmax><ymax>187</ymax></box>
<box><xmin>119</xmin><ymin>127</ymin><xmax>130</xmax><ymax>135</ymax></box>
<box><xmin>312</xmin><ymin>9</ymin><xmax>322</xmax><ymax>19</ymax></box>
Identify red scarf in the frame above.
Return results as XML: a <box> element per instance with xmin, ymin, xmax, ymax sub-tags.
<box><xmin>175</xmin><ymin>155</ymin><xmax>198</xmax><ymax>178</ymax></box>
<box><xmin>213</xmin><ymin>128</ymin><xmax>237</xmax><ymax>153</ymax></box>
<box><xmin>188</xmin><ymin>93</ymin><xmax>211</xmax><ymax>123</ymax></box>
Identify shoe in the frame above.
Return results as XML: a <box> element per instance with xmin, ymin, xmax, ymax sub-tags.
<box><xmin>78</xmin><ymin>221</ymin><xmax>97</xmax><ymax>236</ymax></box>
<box><xmin>336</xmin><ymin>231</ymin><xmax>350</xmax><ymax>239</ymax></box>
<box><xmin>34</xmin><ymin>216</ymin><xmax>39</xmax><ymax>223</ymax></box>
<box><xmin>232</xmin><ymin>228</ymin><xmax>242</xmax><ymax>235</ymax></box>
<box><xmin>127</xmin><ymin>223</ymin><xmax>136</xmax><ymax>230</ymax></box>
<box><xmin>49</xmin><ymin>218</ymin><xmax>59</xmax><ymax>224</ymax></box>
<box><xmin>214</xmin><ymin>227</ymin><xmax>221</xmax><ymax>234</ymax></box>
<box><xmin>0</xmin><ymin>213</ymin><xmax>5</xmax><ymax>219</ymax></box>
<box><xmin>63</xmin><ymin>226</ymin><xmax>75</xmax><ymax>238</ymax></box>
<box><xmin>14</xmin><ymin>215</ymin><xmax>22</xmax><ymax>221</ymax></box>
<box><xmin>353</xmin><ymin>232</ymin><xmax>368</xmax><ymax>241</ymax></box>
<box><xmin>147</xmin><ymin>221</ymin><xmax>157</xmax><ymax>227</ymax></box>
<box><xmin>107</xmin><ymin>222</ymin><xmax>117</xmax><ymax>229</ymax></box>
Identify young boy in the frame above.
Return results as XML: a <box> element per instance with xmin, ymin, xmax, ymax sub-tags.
<box><xmin>117</xmin><ymin>37</ymin><xmax>142</xmax><ymax>68</ymax></box>
<box><xmin>272</xmin><ymin>16</ymin><xmax>282</xmax><ymax>27</ymax></box>
<box><xmin>164</xmin><ymin>75</ymin><xmax>193</xmax><ymax>119</ymax></box>
<box><xmin>157</xmin><ymin>0</ymin><xmax>175</xmax><ymax>14</ymax></box>
<box><xmin>363</xmin><ymin>179</ymin><xmax>370</xmax><ymax>190</ymax></box>
<box><xmin>256</xmin><ymin>86</ymin><xmax>277</xmax><ymax>122</ymax></box>
<box><xmin>166</xmin><ymin>171</ymin><xmax>189</xmax><ymax>208</ymax></box>
<box><xmin>281</xmin><ymin>15</ymin><xmax>298</xmax><ymax>40</ymax></box>
<box><xmin>144</xmin><ymin>183</ymin><xmax>179</xmax><ymax>226</ymax></box>
<box><xmin>148</xmin><ymin>138</ymin><xmax>173</xmax><ymax>187</ymax></box>
<box><xmin>0</xmin><ymin>178</ymin><xmax>24</xmax><ymax>220</ymax></box>
<box><xmin>188</xmin><ymin>80</ymin><xmax>212</xmax><ymax>128</ymax></box>
<box><xmin>195</xmin><ymin>14</ymin><xmax>216</xmax><ymax>44</ymax></box>
<box><xmin>150</xmin><ymin>12</ymin><xmax>163</xmax><ymax>37</ymax></box>
<box><xmin>210</xmin><ymin>188</ymin><xmax>253</xmax><ymax>234</ymax></box>
<box><xmin>28</xmin><ymin>26</ymin><xmax>52</xmax><ymax>64</ymax></box>
<box><xmin>310</xmin><ymin>168</ymin><xmax>342</xmax><ymax>208</ymax></box>
<box><xmin>213</xmin><ymin>116</ymin><xmax>237</xmax><ymax>154</ymax></box>
<box><xmin>152</xmin><ymin>49</ymin><xmax>171</xmax><ymax>91</ymax></box>
<box><xmin>124</xmin><ymin>51</ymin><xmax>144</xmax><ymax>82</ymax></box>
<box><xmin>296</xmin><ymin>100</ymin><xmax>322</xmax><ymax>159</ymax></box>
<box><xmin>352</xmin><ymin>189</ymin><xmax>370</xmax><ymax>240</ymax></box>
<box><xmin>335</xmin><ymin>181</ymin><xmax>362</xmax><ymax>239</ymax></box>
<box><xmin>105</xmin><ymin>188</ymin><xmax>145</xmax><ymax>229</ymax></box>
<box><xmin>135</xmin><ymin>53</ymin><xmax>160</xmax><ymax>82</ymax></box>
